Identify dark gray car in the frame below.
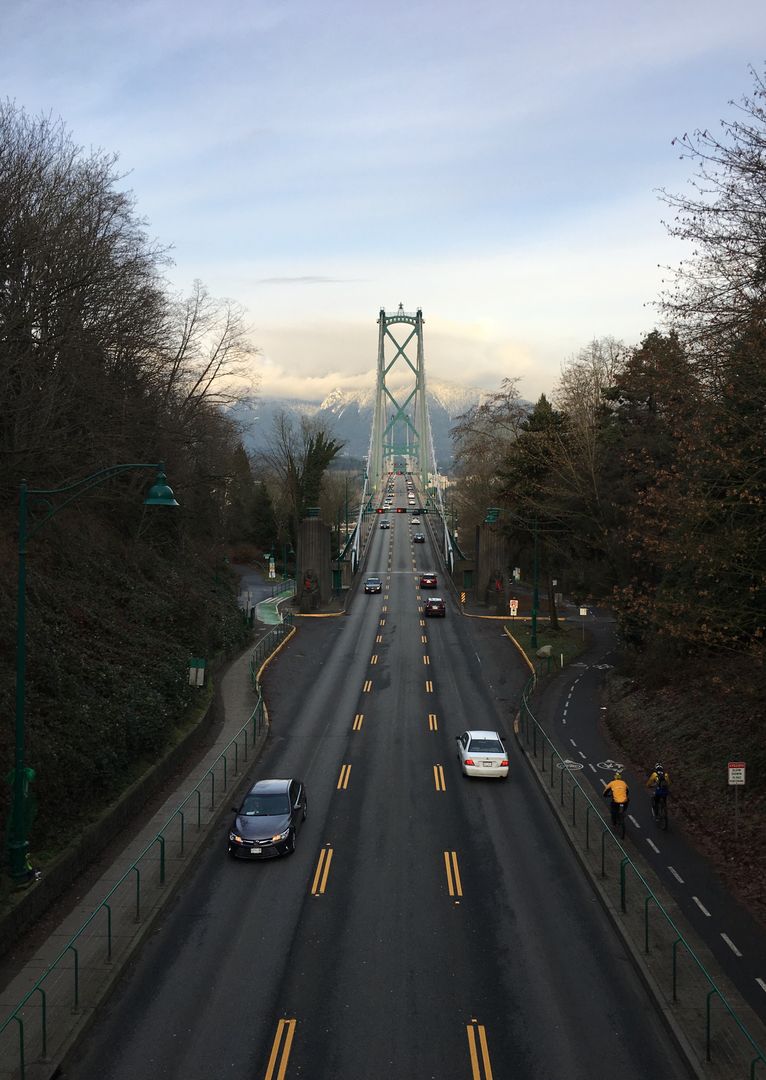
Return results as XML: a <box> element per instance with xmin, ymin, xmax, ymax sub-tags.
<box><xmin>228</xmin><ymin>778</ymin><xmax>307</xmax><ymax>859</ymax></box>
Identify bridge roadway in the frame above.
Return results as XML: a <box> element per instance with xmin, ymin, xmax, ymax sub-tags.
<box><xmin>64</xmin><ymin>477</ymin><xmax>690</xmax><ymax>1080</ymax></box>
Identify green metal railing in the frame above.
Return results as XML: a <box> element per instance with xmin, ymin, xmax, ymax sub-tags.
<box><xmin>0</xmin><ymin>618</ymin><xmax>296</xmax><ymax>1080</ymax></box>
<box><xmin>518</xmin><ymin>675</ymin><xmax>766</xmax><ymax>1079</ymax></box>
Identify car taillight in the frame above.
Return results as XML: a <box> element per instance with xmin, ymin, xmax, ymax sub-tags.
<box><xmin>501</xmin><ymin>760</ymin><xmax>509</xmax><ymax>767</ymax></box>
<box><xmin>465</xmin><ymin>758</ymin><xmax>475</xmax><ymax>766</ymax></box>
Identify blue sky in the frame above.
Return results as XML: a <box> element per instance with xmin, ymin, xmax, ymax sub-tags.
<box><xmin>3</xmin><ymin>0</ymin><xmax>765</xmax><ymax>401</ymax></box>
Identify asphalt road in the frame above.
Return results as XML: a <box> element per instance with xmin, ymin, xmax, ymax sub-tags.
<box><xmin>541</xmin><ymin>620</ymin><xmax>766</xmax><ymax>1023</ymax></box>
<box><xmin>64</xmin><ymin>481</ymin><xmax>691</xmax><ymax>1080</ymax></box>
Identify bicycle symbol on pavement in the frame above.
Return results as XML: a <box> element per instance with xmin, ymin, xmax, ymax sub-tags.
<box><xmin>597</xmin><ymin>758</ymin><xmax>623</xmax><ymax>772</ymax></box>
<box><xmin>557</xmin><ymin>759</ymin><xmax>584</xmax><ymax>771</ymax></box>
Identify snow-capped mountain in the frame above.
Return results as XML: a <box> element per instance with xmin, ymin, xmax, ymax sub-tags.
<box><xmin>232</xmin><ymin>379</ymin><xmax>485</xmax><ymax>470</ymax></box>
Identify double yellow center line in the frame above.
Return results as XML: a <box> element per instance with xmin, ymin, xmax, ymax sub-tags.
<box><xmin>264</xmin><ymin>1018</ymin><xmax>296</xmax><ymax>1080</ymax></box>
<box><xmin>466</xmin><ymin>1020</ymin><xmax>494</xmax><ymax>1080</ymax></box>
<box><xmin>311</xmin><ymin>846</ymin><xmax>334</xmax><ymax>895</ymax></box>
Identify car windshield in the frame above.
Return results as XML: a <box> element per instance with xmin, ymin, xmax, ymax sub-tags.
<box><xmin>469</xmin><ymin>738</ymin><xmax>504</xmax><ymax>753</ymax></box>
<box><xmin>367</xmin><ymin>578</ymin><xmax>380</xmax><ymax>585</ymax></box>
<box><xmin>240</xmin><ymin>794</ymin><xmax>290</xmax><ymax>817</ymax></box>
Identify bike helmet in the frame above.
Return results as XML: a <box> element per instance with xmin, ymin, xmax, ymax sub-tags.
<box><xmin>655</xmin><ymin>763</ymin><xmax>663</xmax><ymax>771</ymax></box>
<box><xmin>614</xmin><ymin>770</ymin><xmax>622</xmax><ymax>779</ymax></box>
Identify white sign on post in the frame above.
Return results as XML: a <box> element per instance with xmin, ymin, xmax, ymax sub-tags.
<box><xmin>268</xmin><ymin>557</ymin><xmax>276</xmax><ymax>580</ymax></box>
<box><xmin>728</xmin><ymin>761</ymin><xmax>746</xmax><ymax>785</ymax></box>
<box><xmin>509</xmin><ymin>599</ymin><xmax>519</xmax><ymax>616</ymax></box>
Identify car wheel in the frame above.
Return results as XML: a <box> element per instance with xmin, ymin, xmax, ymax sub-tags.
<box><xmin>286</xmin><ymin>829</ymin><xmax>296</xmax><ymax>855</ymax></box>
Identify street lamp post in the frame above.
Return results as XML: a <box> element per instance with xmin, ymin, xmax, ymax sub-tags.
<box><xmin>9</xmin><ymin>463</ymin><xmax>178</xmax><ymax>885</ymax></box>
<box><xmin>530</xmin><ymin>516</ymin><xmax>540</xmax><ymax>650</ymax></box>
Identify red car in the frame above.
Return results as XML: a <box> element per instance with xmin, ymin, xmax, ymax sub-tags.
<box><xmin>424</xmin><ymin>596</ymin><xmax>446</xmax><ymax>617</ymax></box>
<box><xmin>420</xmin><ymin>572</ymin><xmax>437</xmax><ymax>589</ymax></box>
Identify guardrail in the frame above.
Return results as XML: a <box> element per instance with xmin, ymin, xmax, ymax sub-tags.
<box><xmin>517</xmin><ymin>675</ymin><xmax>766</xmax><ymax>1079</ymax></box>
<box><xmin>0</xmin><ymin>619</ymin><xmax>295</xmax><ymax>1080</ymax></box>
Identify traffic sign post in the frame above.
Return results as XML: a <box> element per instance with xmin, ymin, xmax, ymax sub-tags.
<box><xmin>728</xmin><ymin>761</ymin><xmax>746</xmax><ymax>840</ymax></box>
<box><xmin>509</xmin><ymin>598</ymin><xmax>518</xmax><ymax>617</ymax></box>
<box><xmin>579</xmin><ymin>606</ymin><xmax>588</xmax><ymax>640</ymax></box>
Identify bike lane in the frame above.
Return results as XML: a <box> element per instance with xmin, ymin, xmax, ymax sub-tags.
<box><xmin>536</xmin><ymin>613</ymin><xmax>766</xmax><ymax>1024</ymax></box>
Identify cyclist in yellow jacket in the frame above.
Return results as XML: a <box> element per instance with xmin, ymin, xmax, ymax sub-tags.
<box><xmin>645</xmin><ymin>764</ymin><xmax>670</xmax><ymax>819</ymax></box>
<box><xmin>603</xmin><ymin>771</ymin><xmax>629</xmax><ymax>828</ymax></box>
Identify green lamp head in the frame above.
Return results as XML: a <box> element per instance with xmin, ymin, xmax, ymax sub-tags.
<box><xmin>144</xmin><ymin>469</ymin><xmax>179</xmax><ymax>507</ymax></box>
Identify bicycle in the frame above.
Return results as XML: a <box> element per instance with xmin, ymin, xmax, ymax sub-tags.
<box><xmin>652</xmin><ymin>793</ymin><xmax>668</xmax><ymax>831</ymax></box>
<box><xmin>611</xmin><ymin>800</ymin><xmax>628</xmax><ymax>839</ymax></box>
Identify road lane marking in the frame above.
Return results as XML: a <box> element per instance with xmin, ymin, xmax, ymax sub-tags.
<box><xmin>628</xmin><ymin>815</ymin><xmax>640</xmax><ymax>828</ymax></box>
<box><xmin>443</xmin><ymin>851</ymin><xmax>463</xmax><ymax>898</ymax></box>
<box><xmin>588</xmin><ymin>763</ymin><xmax>596</xmax><ymax>772</ymax></box>
<box><xmin>646</xmin><ymin>838</ymin><xmax>660</xmax><ymax>854</ymax></box>
<box><xmin>721</xmin><ymin>933</ymin><xmax>742</xmax><ymax>957</ymax></box>
<box><xmin>420</xmin><ymin>619</ymin><xmax>426</xmax><ymax>627</ymax></box>
<box><xmin>578</xmin><ymin>751</ymin><xmax>586</xmax><ymax>759</ymax></box>
<box><xmin>376</xmin><ymin>634</ymin><xmax>383</xmax><ymax>643</ymax></box>
<box><xmin>423</xmin><ymin>654</ymin><xmax>430</xmax><ymax>665</ymax></box>
<box><xmin>570</xmin><ymin>739</ymin><xmax>577</xmax><ymax>747</ymax></box>
<box><xmin>693</xmin><ymin>896</ymin><xmax>712</xmax><ymax>916</ymax></box>
<box><xmin>668</xmin><ymin>866</ymin><xmax>685</xmax><ymax>884</ymax></box>
<box><xmin>421</xmin><ymin>634</ymin><xmax>428</xmax><ymax>643</ymax></box>
<box><xmin>264</xmin><ymin>1018</ymin><xmax>296</xmax><ymax>1080</ymax></box>
<box><xmin>433</xmin><ymin>764</ymin><xmax>446</xmax><ymax>792</ymax></box>
<box><xmin>353</xmin><ymin>713</ymin><xmax>364</xmax><ymax>731</ymax></box>
<box><xmin>756</xmin><ymin>978</ymin><xmax>766</xmax><ymax>993</ymax></box>
<box><xmin>428</xmin><ymin>713</ymin><xmax>438</xmax><ymax>731</ymax></box>
<box><xmin>370</xmin><ymin>654</ymin><xmax>378</xmax><ymax>664</ymax></box>
<box><xmin>379</xmin><ymin>618</ymin><xmax>386</xmax><ymax>626</ymax></box>
<box><xmin>382</xmin><ymin>605</ymin><xmax>388</xmax><ymax>613</ymax></box>
<box><xmin>363</xmin><ymin>680</ymin><xmax>373</xmax><ymax>692</ymax></box>
<box><xmin>337</xmin><ymin>764</ymin><xmax>351</xmax><ymax>790</ymax></box>
<box><xmin>425</xmin><ymin>680</ymin><xmax>433</xmax><ymax>693</ymax></box>
<box><xmin>466</xmin><ymin>1021</ymin><xmax>493</xmax><ymax>1080</ymax></box>
<box><xmin>311</xmin><ymin>846</ymin><xmax>334</xmax><ymax>895</ymax></box>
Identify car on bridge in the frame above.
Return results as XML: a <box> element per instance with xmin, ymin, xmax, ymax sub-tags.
<box><xmin>228</xmin><ymin>778</ymin><xmax>307</xmax><ymax>858</ymax></box>
<box><xmin>455</xmin><ymin>731</ymin><xmax>509</xmax><ymax>779</ymax></box>
<box><xmin>379</xmin><ymin>520</ymin><xmax>391</xmax><ymax>529</ymax></box>
<box><xmin>419</xmin><ymin>572</ymin><xmax>437</xmax><ymax>588</ymax></box>
<box><xmin>411</xmin><ymin>517</ymin><xmax>420</xmax><ymax>525</ymax></box>
<box><xmin>424</xmin><ymin>596</ymin><xmax>445</xmax><ymax>617</ymax></box>
<box><xmin>412</xmin><ymin>533</ymin><xmax>426</xmax><ymax>543</ymax></box>
<box><xmin>364</xmin><ymin>577</ymin><xmax>383</xmax><ymax>593</ymax></box>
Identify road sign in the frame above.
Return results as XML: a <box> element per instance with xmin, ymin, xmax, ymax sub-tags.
<box><xmin>509</xmin><ymin>598</ymin><xmax>519</xmax><ymax>616</ymax></box>
<box><xmin>728</xmin><ymin>762</ymin><xmax>746</xmax><ymax>785</ymax></box>
<box><xmin>460</xmin><ymin>591</ymin><xmax>466</xmax><ymax>605</ymax></box>
<box><xmin>268</xmin><ymin>557</ymin><xmax>276</xmax><ymax>580</ymax></box>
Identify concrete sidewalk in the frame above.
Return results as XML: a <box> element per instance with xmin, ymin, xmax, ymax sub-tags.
<box><xmin>0</xmin><ymin>630</ymin><xmax>286</xmax><ymax>1080</ymax></box>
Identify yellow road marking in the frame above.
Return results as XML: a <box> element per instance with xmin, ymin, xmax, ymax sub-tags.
<box><xmin>376</xmin><ymin>634</ymin><xmax>383</xmax><ymax>643</ymax></box>
<box><xmin>363</xmin><ymin>680</ymin><xmax>372</xmax><ymax>692</ymax></box>
<box><xmin>420</xmin><ymin>619</ymin><xmax>426</xmax><ymax>627</ymax></box>
<box><xmin>423</xmin><ymin>654</ymin><xmax>430</xmax><ymax>665</ymax></box>
<box><xmin>421</xmin><ymin>634</ymin><xmax>428</xmax><ymax>644</ymax></box>
<box><xmin>337</xmin><ymin>764</ymin><xmax>351</xmax><ymax>789</ymax></box>
<box><xmin>416</xmin><ymin>593</ymin><xmax>421</xmax><ymax>600</ymax></box>
<box><xmin>428</xmin><ymin>713</ymin><xmax>438</xmax><ymax>731</ymax></box>
<box><xmin>425</xmin><ymin>680</ymin><xmax>433</xmax><ymax>692</ymax></box>
<box><xmin>371</xmin><ymin>654</ymin><xmax>378</xmax><ymax>664</ymax></box>
<box><xmin>466</xmin><ymin>1022</ymin><xmax>493</xmax><ymax>1080</ymax></box>
<box><xmin>382</xmin><ymin>605</ymin><xmax>388</xmax><ymax>613</ymax></box>
<box><xmin>380</xmin><ymin>618</ymin><xmax>386</xmax><ymax>627</ymax></box>
<box><xmin>433</xmin><ymin>764</ymin><xmax>446</xmax><ymax>791</ymax></box>
<box><xmin>311</xmin><ymin>846</ymin><xmax>334</xmax><ymax>895</ymax></box>
<box><xmin>444</xmin><ymin>851</ymin><xmax>463</xmax><ymax>898</ymax></box>
<box><xmin>353</xmin><ymin>713</ymin><xmax>364</xmax><ymax>730</ymax></box>
<box><xmin>264</xmin><ymin>1018</ymin><xmax>296</xmax><ymax>1080</ymax></box>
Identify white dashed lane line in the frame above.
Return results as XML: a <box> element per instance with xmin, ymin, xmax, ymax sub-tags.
<box><xmin>628</xmin><ymin>815</ymin><xmax>640</xmax><ymax>829</ymax></box>
<box><xmin>668</xmin><ymin>866</ymin><xmax>685</xmax><ymax>884</ymax></box>
<box><xmin>646</xmin><ymin>839</ymin><xmax>660</xmax><ymax>854</ymax></box>
<box><xmin>756</xmin><ymin>978</ymin><xmax>766</xmax><ymax>994</ymax></box>
<box><xmin>721</xmin><ymin>934</ymin><xmax>742</xmax><ymax>957</ymax></box>
<box><xmin>693</xmin><ymin>896</ymin><xmax>712</xmax><ymax>917</ymax></box>
<box><xmin>578</xmin><ymin>751</ymin><xmax>586</xmax><ymax>760</ymax></box>
<box><xmin>588</xmin><ymin>763</ymin><xmax>596</xmax><ymax>773</ymax></box>
<box><xmin>570</xmin><ymin>738</ymin><xmax>577</xmax><ymax>747</ymax></box>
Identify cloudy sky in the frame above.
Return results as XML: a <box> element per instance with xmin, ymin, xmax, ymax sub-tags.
<box><xmin>3</xmin><ymin>0</ymin><xmax>765</xmax><ymax>402</ymax></box>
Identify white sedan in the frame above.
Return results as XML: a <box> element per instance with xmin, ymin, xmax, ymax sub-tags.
<box><xmin>456</xmin><ymin>730</ymin><xmax>509</xmax><ymax>778</ymax></box>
